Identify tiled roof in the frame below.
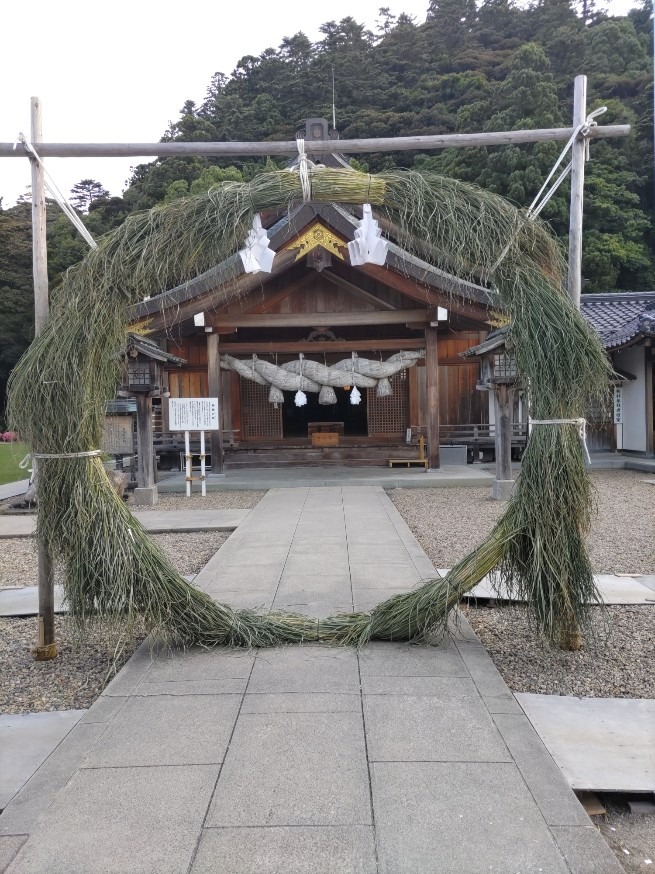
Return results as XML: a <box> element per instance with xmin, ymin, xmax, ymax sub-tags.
<box><xmin>581</xmin><ymin>291</ymin><xmax>655</xmax><ymax>349</ymax></box>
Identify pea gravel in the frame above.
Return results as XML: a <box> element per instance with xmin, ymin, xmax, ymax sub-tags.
<box><xmin>0</xmin><ymin>489</ymin><xmax>258</xmax><ymax>710</ymax></box>
<box><xmin>391</xmin><ymin>470</ymin><xmax>655</xmax><ymax>698</ymax></box>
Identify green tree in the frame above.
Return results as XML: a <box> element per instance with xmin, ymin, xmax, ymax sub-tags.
<box><xmin>70</xmin><ymin>179</ymin><xmax>109</xmax><ymax>213</ymax></box>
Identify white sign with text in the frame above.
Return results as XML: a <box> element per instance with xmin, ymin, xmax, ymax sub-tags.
<box><xmin>169</xmin><ymin>398</ymin><xmax>219</xmax><ymax>431</ymax></box>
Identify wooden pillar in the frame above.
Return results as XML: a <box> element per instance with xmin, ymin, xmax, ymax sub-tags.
<box><xmin>135</xmin><ymin>393</ymin><xmax>157</xmax><ymax>504</ymax></box>
<box><xmin>568</xmin><ymin>75</ymin><xmax>587</xmax><ymax>309</ymax></box>
<box><xmin>30</xmin><ymin>97</ymin><xmax>57</xmax><ymax>661</ymax></box>
<box><xmin>425</xmin><ymin>325</ymin><xmax>440</xmax><ymax>469</ymax></box>
<box><xmin>207</xmin><ymin>332</ymin><xmax>224</xmax><ymax>474</ymax></box>
<box><xmin>492</xmin><ymin>384</ymin><xmax>514</xmax><ymax>500</ymax></box>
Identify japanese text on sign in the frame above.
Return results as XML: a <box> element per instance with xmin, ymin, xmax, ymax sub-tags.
<box><xmin>169</xmin><ymin>398</ymin><xmax>219</xmax><ymax>431</ymax></box>
<box><xmin>613</xmin><ymin>386</ymin><xmax>623</xmax><ymax>425</ymax></box>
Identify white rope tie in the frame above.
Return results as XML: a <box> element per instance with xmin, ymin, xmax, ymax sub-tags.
<box><xmin>530</xmin><ymin>418</ymin><xmax>591</xmax><ymax>465</ymax></box>
<box><xmin>14</xmin><ymin>134</ymin><xmax>98</xmax><ymax>250</ymax></box>
<box><xmin>32</xmin><ymin>449</ymin><xmax>103</xmax><ymax>459</ymax></box>
<box><xmin>526</xmin><ymin>106</ymin><xmax>607</xmax><ymax>219</ymax></box>
<box><xmin>296</xmin><ymin>138</ymin><xmax>312</xmax><ymax>202</ymax></box>
<box><xmin>490</xmin><ymin>107</ymin><xmax>607</xmax><ymax>276</ymax></box>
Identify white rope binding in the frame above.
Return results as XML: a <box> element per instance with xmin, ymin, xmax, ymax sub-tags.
<box><xmin>32</xmin><ymin>449</ymin><xmax>104</xmax><ymax>459</ymax></box>
<box><xmin>530</xmin><ymin>418</ymin><xmax>591</xmax><ymax>465</ymax></box>
<box><xmin>14</xmin><ymin>134</ymin><xmax>98</xmax><ymax>250</ymax></box>
<box><xmin>296</xmin><ymin>138</ymin><xmax>312</xmax><ymax>202</ymax></box>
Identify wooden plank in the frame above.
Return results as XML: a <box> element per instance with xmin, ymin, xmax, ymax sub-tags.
<box><xmin>425</xmin><ymin>325</ymin><xmax>440</xmax><ymax>469</ymax></box>
<box><xmin>221</xmin><ymin>338</ymin><xmax>426</xmax><ymax>354</ymax></box>
<box><xmin>212</xmin><ymin>309</ymin><xmax>428</xmax><ymax>329</ymax></box>
<box><xmin>355</xmin><ymin>263</ymin><xmax>491</xmax><ymax>324</ymax></box>
<box><xmin>3</xmin><ymin>125</ymin><xmax>630</xmax><ymax>159</ymax></box>
<box><xmin>321</xmin><ymin>270</ymin><xmax>396</xmax><ymax>311</ymax></box>
<box><xmin>236</xmin><ymin>273</ymin><xmax>315</xmax><ymax>315</ymax></box>
<box><xmin>231</xmin><ymin>372</ymin><xmax>241</xmax><ymax>444</ymax></box>
<box><xmin>207</xmin><ymin>332</ymin><xmax>224</xmax><ymax>474</ymax></box>
<box><xmin>494</xmin><ymin>385</ymin><xmax>514</xmax><ymax>482</ymax></box>
<box><xmin>408</xmin><ymin>365</ymin><xmax>418</xmax><ymax>427</ymax></box>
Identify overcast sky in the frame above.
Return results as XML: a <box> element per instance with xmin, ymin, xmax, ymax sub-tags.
<box><xmin>0</xmin><ymin>0</ymin><xmax>642</xmax><ymax>207</ymax></box>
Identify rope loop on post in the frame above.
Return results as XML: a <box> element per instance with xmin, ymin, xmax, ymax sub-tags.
<box><xmin>295</xmin><ymin>138</ymin><xmax>312</xmax><ymax>202</ymax></box>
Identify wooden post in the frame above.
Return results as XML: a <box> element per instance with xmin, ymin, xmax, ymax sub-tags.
<box><xmin>207</xmin><ymin>332</ymin><xmax>224</xmax><ymax>474</ymax></box>
<box><xmin>30</xmin><ymin>97</ymin><xmax>57</xmax><ymax>661</ymax></box>
<box><xmin>425</xmin><ymin>325</ymin><xmax>440</xmax><ymax>470</ymax></box>
<box><xmin>568</xmin><ymin>75</ymin><xmax>587</xmax><ymax>309</ymax></box>
<box><xmin>134</xmin><ymin>393</ymin><xmax>157</xmax><ymax>504</ymax></box>
<box><xmin>492</xmin><ymin>384</ymin><xmax>514</xmax><ymax>500</ymax></box>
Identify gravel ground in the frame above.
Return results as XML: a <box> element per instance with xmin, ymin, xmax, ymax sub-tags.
<box><xmin>462</xmin><ymin>604</ymin><xmax>655</xmax><ymax>698</ymax></box>
<box><xmin>0</xmin><ymin>532</ymin><xmax>228</xmax><ymax>589</ymax></box>
<box><xmin>133</xmin><ymin>489</ymin><xmax>266</xmax><ymax>511</ymax></box>
<box><xmin>391</xmin><ymin>470</ymin><xmax>655</xmax><ymax>573</ymax></box>
<box><xmin>595</xmin><ymin>798</ymin><xmax>655</xmax><ymax>873</ymax></box>
<box><xmin>0</xmin><ymin>616</ymin><xmax>146</xmax><ymax>713</ymax></box>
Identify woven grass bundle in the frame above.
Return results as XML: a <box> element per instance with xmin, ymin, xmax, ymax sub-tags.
<box><xmin>8</xmin><ymin>168</ymin><xmax>610</xmax><ymax>649</ymax></box>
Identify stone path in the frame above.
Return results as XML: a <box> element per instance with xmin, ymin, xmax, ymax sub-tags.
<box><xmin>0</xmin><ymin>487</ymin><xmax>622</xmax><ymax>873</ymax></box>
<box><xmin>0</xmin><ymin>509</ymin><xmax>250</xmax><ymax>539</ymax></box>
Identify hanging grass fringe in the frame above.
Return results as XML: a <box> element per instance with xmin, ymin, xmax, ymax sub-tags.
<box><xmin>8</xmin><ymin>168</ymin><xmax>611</xmax><ymax>650</ymax></box>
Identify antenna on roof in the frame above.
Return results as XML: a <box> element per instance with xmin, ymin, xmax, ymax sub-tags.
<box><xmin>332</xmin><ymin>67</ymin><xmax>336</xmax><ymax>130</ymax></box>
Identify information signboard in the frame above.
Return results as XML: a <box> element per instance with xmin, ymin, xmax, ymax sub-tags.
<box><xmin>613</xmin><ymin>386</ymin><xmax>623</xmax><ymax>425</ymax></box>
<box><xmin>102</xmin><ymin>416</ymin><xmax>134</xmax><ymax>455</ymax></box>
<box><xmin>169</xmin><ymin>398</ymin><xmax>219</xmax><ymax>431</ymax></box>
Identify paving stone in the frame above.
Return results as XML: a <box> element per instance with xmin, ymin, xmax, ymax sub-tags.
<box><xmin>198</xmin><ymin>565</ymin><xmax>282</xmax><ymax>589</ymax></box>
<box><xmin>0</xmin><ymin>711</ymin><xmax>86</xmax><ymax>811</ymax></box>
<box><xmin>0</xmin><ymin>723</ymin><xmax>106</xmax><ymax>837</ymax></box>
<box><xmin>241</xmin><ymin>693</ymin><xmax>361</xmax><ymax>714</ymax></box>
<box><xmin>364</xmin><ymin>680</ymin><xmax>511</xmax><ymax>763</ymax></box>
<box><xmin>191</xmin><ymin>826</ymin><xmax>377</xmax><ymax>874</ymax></box>
<box><xmin>207</xmin><ymin>711</ymin><xmax>371</xmax><ymax>827</ymax></box>
<box><xmin>81</xmin><ymin>694</ymin><xmax>242</xmax><ymax>767</ymax></box>
<box><xmin>100</xmin><ymin>637</ymin><xmax>156</xmax><ymax>696</ymax></box>
<box><xmin>248</xmin><ymin>646</ymin><xmax>360</xmax><ymax>694</ymax></box>
<box><xmin>271</xmin><ymin>598</ymin><xmax>351</xmax><ymax>618</ymax></box>
<box><xmin>78</xmin><ymin>695</ymin><xmax>126</xmax><ymax>724</ymax></box>
<box><xmin>283</xmin><ymin>555</ymin><xmax>350</xmax><ymax>575</ymax></box>
<box><xmin>492</xmin><ymin>714</ymin><xmax>591</xmax><ymax>827</ymax></box>
<box><xmin>359</xmin><ymin>641</ymin><xmax>467</xmax><ymax>678</ymax></box>
<box><xmin>221</xmin><ymin>545</ymin><xmax>290</xmax><ymax>566</ymax></box>
<box><xmin>348</xmin><ymin>544</ymin><xmax>413</xmax><ymax>565</ymax></box>
<box><xmin>515</xmin><ymin>694</ymin><xmax>655</xmax><ymax>793</ymax></box>
<box><xmin>371</xmin><ymin>761</ymin><xmax>569</xmax><ymax>874</ymax></box>
<box><xmin>0</xmin><ymin>836</ymin><xmax>26</xmax><ymax>872</ymax></box>
<box><xmin>147</xmin><ymin>646</ymin><xmax>255</xmax><ymax>682</ymax></box>
<box><xmin>454</xmin><ymin>637</ymin><xmax>512</xmax><ymax>698</ymax></box>
<box><xmin>353</xmin><ymin>588</ymin><xmax>410</xmax><ymax>612</ymax></box>
<box><xmin>550</xmin><ymin>826</ymin><xmax>626</xmax><ymax>873</ymax></box>
<box><xmin>134</xmin><ymin>678</ymin><xmax>248</xmax><ymax>696</ymax></box>
<box><xmin>6</xmin><ymin>765</ymin><xmax>219</xmax><ymax>874</ymax></box>
<box><xmin>199</xmin><ymin>589</ymin><xmax>273</xmax><ymax>610</ymax></box>
<box><xmin>350</xmin><ymin>563</ymin><xmax>420</xmax><ymax>587</ymax></box>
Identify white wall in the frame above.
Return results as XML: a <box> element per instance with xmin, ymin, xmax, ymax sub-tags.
<box><xmin>614</xmin><ymin>345</ymin><xmax>647</xmax><ymax>452</ymax></box>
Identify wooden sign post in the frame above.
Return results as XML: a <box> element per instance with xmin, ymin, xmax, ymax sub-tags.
<box><xmin>170</xmin><ymin>398</ymin><xmax>219</xmax><ymax>497</ymax></box>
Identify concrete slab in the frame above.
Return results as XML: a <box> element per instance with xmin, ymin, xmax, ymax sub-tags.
<box><xmin>0</xmin><ymin>836</ymin><xmax>26</xmax><ymax>873</ymax></box>
<box><xmin>6</xmin><ymin>765</ymin><xmax>219</xmax><ymax>874</ymax></box>
<box><xmin>248</xmin><ymin>646</ymin><xmax>360</xmax><ymax>695</ymax></box>
<box><xmin>454</xmin><ymin>569</ymin><xmax>655</xmax><ymax>605</ymax></box>
<box><xmin>371</xmin><ymin>761</ymin><xmax>570</xmax><ymax>874</ymax></box>
<box><xmin>359</xmin><ymin>641</ymin><xmax>467</xmax><ymax>678</ymax></box>
<box><xmin>241</xmin><ymin>693</ymin><xmax>361</xmax><ymax>714</ymax></box>
<box><xmin>0</xmin><ymin>710</ymin><xmax>85</xmax><ymax>811</ymax></box>
<box><xmin>191</xmin><ymin>826</ymin><xmax>377</xmax><ymax>874</ymax></box>
<box><xmin>207</xmin><ymin>711</ymin><xmax>371</xmax><ymax>827</ymax></box>
<box><xmin>364</xmin><ymin>680</ymin><xmax>511</xmax><ymax>763</ymax></box>
<box><xmin>0</xmin><ymin>586</ymin><xmax>66</xmax><ymax>617</ymax></box>
<box><xmin>0</xmin><ymin>479</ymin><xmax>29</xmax><ymax>501</ymax></box>
<box><xmin>82</xmin><ymin>693</ymin><xmax>242</xmax><ymax>768</ymax></box>
<box><xmin>516</xmin><ymin>694</ymin><xmax>655</xmax><ymax>792</ymax></box>
<box><xmin>0</xmin><ymin>509</ymin><xmax>248</xmax><ymax>539</ymax></box>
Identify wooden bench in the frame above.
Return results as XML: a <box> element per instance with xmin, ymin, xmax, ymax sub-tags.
<box><xmin>389</xmin><ymin>436</ymin><xmax>428</xmax><ymax>469</ymax></box>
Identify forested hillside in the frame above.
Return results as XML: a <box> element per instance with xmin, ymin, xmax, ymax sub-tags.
<box><xmin>0</xmin><ymin>0</ymin><xmax>653</xmax><ymax>423</ymax></box>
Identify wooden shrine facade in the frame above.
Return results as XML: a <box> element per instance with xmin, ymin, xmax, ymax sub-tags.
<box><xmin>129</xmin><ymin>202</ymin><xmax>495</xmax><ymax>471</ymax></box>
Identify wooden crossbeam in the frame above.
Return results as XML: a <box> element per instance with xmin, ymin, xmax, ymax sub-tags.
<box><xmin>210</xmin><ymin>309</ymin><xmax>428</xmax><ymax>329</ymax></box>
<box><xmin>0</xmin><ymin>125</ymin><xmax>630</xmax><ymax>159</ymax></box>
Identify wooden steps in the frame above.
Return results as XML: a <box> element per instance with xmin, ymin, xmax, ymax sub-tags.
<box><xmin>223</xmin><ymin>446</ymin><xmax>417</xmax><ymax>470</ymax></box>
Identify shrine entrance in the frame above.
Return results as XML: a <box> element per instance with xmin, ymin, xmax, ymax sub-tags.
<box><xmin>281</xmin><ymin>387</ymin><xmax>368</xmax><ymax>438</ymax></box>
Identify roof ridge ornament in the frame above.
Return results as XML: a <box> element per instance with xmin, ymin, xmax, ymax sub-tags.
<box><xmin>347</xmin><ymin>204</ymin><xmax>389</xmax><ymax>267</ymax></box>
<box><xmin>238</xmin><ymin>213</ymin><xmax>275</xmax><ymax>274</ymax></box>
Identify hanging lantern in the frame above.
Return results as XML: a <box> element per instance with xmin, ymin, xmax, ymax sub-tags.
<box><xmin>350</xmin><ymin>386</ymin><xmax>362</xmax><ymax>405</ymax></box>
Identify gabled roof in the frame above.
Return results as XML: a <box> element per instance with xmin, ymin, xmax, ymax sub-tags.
<box><xmin>580</xmin><ymin>292</ymin><xmax>655</xmax><ymax>350</ymax></box>
<box><xmin>129</xmin><ymin>201</ymin><xmax>495</xmax><ymax>330</ymax></box>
